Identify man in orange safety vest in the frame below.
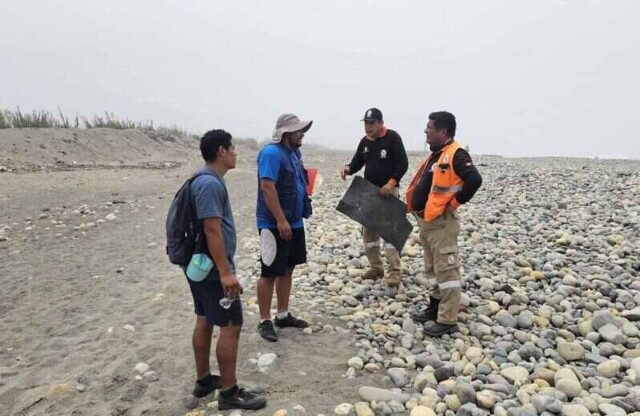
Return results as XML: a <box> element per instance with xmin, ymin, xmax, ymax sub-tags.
<box><xmin>406</xmin><ymin>111</ymin><xmax>482</xmax><ymax>337</ymax></box>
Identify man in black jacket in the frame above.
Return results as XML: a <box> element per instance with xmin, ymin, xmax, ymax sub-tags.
<box><xmin>341</xmin><ymin>108</ymin><xmax>409</xmax><ymax>289</ymax></box>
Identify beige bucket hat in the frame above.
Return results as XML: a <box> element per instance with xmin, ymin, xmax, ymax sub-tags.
<box><xmin>272</xmin><ymin>113</ymin><xmax>313</xmax><ymax>143</ymax></box>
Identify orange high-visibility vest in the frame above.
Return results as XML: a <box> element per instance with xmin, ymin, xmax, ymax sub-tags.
<box><xmin>406</xmin><ymin>140</ymin><xmax>463</xmax><ymax>222</ymax></box>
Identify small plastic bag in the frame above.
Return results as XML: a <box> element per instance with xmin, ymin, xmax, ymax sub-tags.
<box><xmin>186</xmin><ymin>253</ymin><xmax>213</xmax><ymax>282</ymax></box>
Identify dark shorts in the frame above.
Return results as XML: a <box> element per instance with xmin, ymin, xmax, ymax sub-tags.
<box><xmin>185</xmin><ymin>273</ymin><xmax>243</xmax><ymax>327</ymax></box>
<box><xmin>259</xmin><ymin>227</ymin><xmax>307</xmax><ymax>278</ymax></box>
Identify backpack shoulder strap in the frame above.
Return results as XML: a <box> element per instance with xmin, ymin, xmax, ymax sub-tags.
<box><xmin>188</xmin><ymin>169</ymin><xmax>229</xmax><ymax>208</ymax></box>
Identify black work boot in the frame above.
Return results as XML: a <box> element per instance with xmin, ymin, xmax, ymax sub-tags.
<box><xmin>423</xmin><ymin>322</ymin><xmax>458</xmax><ymax>337</ymax></box>
<box><xmin>410</xmin><ymin>297</ymin><xmax>440</xmax><ymax>323</ymax></box>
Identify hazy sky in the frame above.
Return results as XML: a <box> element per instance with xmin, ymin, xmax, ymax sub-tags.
<box><xmin>1</xmin><ymin>1</ymin><xmax>639</xmax><ymax>157</ymax></box>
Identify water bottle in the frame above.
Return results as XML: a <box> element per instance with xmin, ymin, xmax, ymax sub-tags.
<box><xmin>219</xmin><ymin>295</ymin><xmax>237</xmax><ymax>310</ymax></box>
<box><xmin>219</xmin><ymin>277</ymin><xmax>249</xmax><ymax>309</ymax></box>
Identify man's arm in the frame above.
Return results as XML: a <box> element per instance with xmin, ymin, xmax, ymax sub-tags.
<box><xmin>344</xmin><ymin>139</ymin><xmax>365</xmax><ymax>177</ymax></box>
<box><xmin>390</xmin><ymin>132</ymin><xmax>409</xmax><ymax>186</ymax></box>
<box><xmin>203</xmin><ymin>217</ymin><xmax>242</xmax><ymax>297</ymax></box>
<box><xmin>378</xmin><ymin>133</ymin><xmax>409</xmax><ymax>197</ymax></box>
<box><xmin>450</xmin><ymin>148</ymin><xmax>482</xmax><ymax>208</ymax></box>
<box><xmin>260</xmin><ymin>179</ymin><xmax>292</xmax><ymax>240</ymax></box>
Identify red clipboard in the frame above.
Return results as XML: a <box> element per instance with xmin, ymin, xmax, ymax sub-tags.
<box><xmin>306</xmin><ymin>168</ymin><xmax>321</xmax><ymax>195</ymax></box>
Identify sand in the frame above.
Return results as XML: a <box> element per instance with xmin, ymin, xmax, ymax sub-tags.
<box><xmin>0</xmin><ymin>128</ymin><xmax>375</xmax><ymax>416</ymax></box>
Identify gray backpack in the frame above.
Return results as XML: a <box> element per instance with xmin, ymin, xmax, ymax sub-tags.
<box><xmin>165</xmin><ymin>171</ymin><xmax>213</xmax><ymax>266</ymax></box>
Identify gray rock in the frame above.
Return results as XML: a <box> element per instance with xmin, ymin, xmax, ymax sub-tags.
<box><xmin>458</xmin><ymin>403</ymin><xmax>489</xmax><ymax>416</ymax></box>
<box><xmin>454</xmin><ymin>383</ymin><xmax>477</xmax><ymax>405</ymax></box>
<box><xmin>372</xmin><ymin>401</ymin><xmax>393</xmax><ymax>416</ymax></box>
<box><xmin>592</xmin><ymin>310</ymin><xmax>620</xmax><ymax>330</ymax></box>
<box><xmin>517</xmin><ymin>311</ymin><xmax>535</xmax><ymax>329</ymax></box>
<box><xmin>560</xmin><ymin>404</ymin><xmax>591</xmax><ymax>416</ymax></box>
<box><xmin>601</xmin><ymin>384</ymin><xmax>630</xmax><ymax>398</ymax></box>
<box><xmin>387</xmin><ymin>400</ymin><xmax>405</xmax><ymax>414</ymax></box>
<box><xmin>258</xmin><ymin>352</ymin><xmax>277</xmax><ymax>367</ymax></box>
<box><xmin>556</xmin><ymin>379</ymin><xmax>582</xmax><ymax>398</ymax></box>
<box><xmin>519</xmin><ymin>343</ymin><xmax>542</xmax><ymax>361</ymax></box>
<box><xmin>598</xmin><ymin>359</ymin><xmax>621</xmax><ymax>377</ymax></box>
<box><xmin>387</xmin><ymin>368</ymin><xmax>409</xmax><ymax>387</ymax></box>
<box><xmin>532</xmin><ymin>395</ymin><xmax>563</xmax><ymax>413</ymax></box>
<box><xmin>415</xmin><ymin>353</ymin><xmax>442</xmax><ymax>369</ymax></box>
<box><xmin>496</xmin><ymin>311</ymin><xmax>518</xmax><ymax>328</ymax></box>
<box><xmin>500</xmin><ymin>366</ymin><xmax>529</xmax><ymax>384</ymax></box>
<box><xmin>358</xmin><ymin>386</ymin><xmax>410</xmax><ymax>403</ymax></box>
<box><xmin>434</xmin><ymin>366</ymin><xmax>455</xmax><ymax>382</ymax></box>
<box><xmin>598</xmin><ymin>403</ymin><xmax>628</xmax><ymax>416</ymax></box>
<box><xmin>142</xmin><ymin>371</ymin><xmax>159</xmax><ymax>382</ymax></box>
<box><xmin>556</xmin><ymin>342</ymin><xmax>585</xmax><ymax>361</ymax></box>
<box><xmin>600</xmin><ymin>323</ymin><xmax>627</xmax><ymax>344</ymax></box>
<box><xmin>133</xmin><ymin>362</ymin><xmax>150</xmax><ymax>374</ymax></box>
<box><xmin>622</xmin><ymin>308</ymin><xmax>640</xmax><ymax>321</ymax></box>
<box><xmin>471</xmin><ymin>322</ymin><xmax>493</xmax><ymax>338</ymax></box>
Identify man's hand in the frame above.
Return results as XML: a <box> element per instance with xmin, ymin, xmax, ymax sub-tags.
<box><xmin>340</xmin><ymin>165</ymin><xmax>350</xmax><ymax>180</ymax></box>
<box><xmin>220</xmin><ymin>273</ymin><xmax>243</xmax><ymax>298</ymax></box>
<box><xmin>378</xmin><ymin>184</ymin><xmax>394</xmax><ymax>198</ymax></box>
<box><xmin>277</xmin><ymin>219</ymin><xmax>292</xmax><ymax>240</ymax></box>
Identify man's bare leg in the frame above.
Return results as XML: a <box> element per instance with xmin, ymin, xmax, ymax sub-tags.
<box><xmin>275</xmin><ymin>267</ymin><xmax>294</xmax><ymax>314</ymax></box>
<box><xmin>257</xmin><ymin>277</ymin><xmax>276</xmax><ymax>321</ymax></box>
<box><xmin>193</xmin><ymin>316</ymin><xmax>213</xmax><ymax>379</ymax></box>
<box><xmin>216</xmin><ymin>324</ymin><xmax>241</xmax><ymax>389</ymax></box>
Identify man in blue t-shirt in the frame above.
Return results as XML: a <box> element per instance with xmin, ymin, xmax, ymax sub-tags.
<box><xmin>184</xmin><ymin>130</ymin><xmax>266</xmax><ymax>410</ymax></box>
<box><xmin>255</xmin><ymin>113</ymin><xmax>313</xmax><ymax>342</ymax></box>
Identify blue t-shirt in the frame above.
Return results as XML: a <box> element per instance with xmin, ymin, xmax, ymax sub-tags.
<box><xmin>256</xmin><ymin>145</ymin><xmax>306</xmax><ymax>229</ymax></box>
<box><xmin>191</xmin><ymin>168</ymin><xmax>236</xmax><ymax>274</ymax></box>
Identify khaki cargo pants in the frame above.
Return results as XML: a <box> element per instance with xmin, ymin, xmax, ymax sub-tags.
<box><xmin>363</xmin><ymin>187</ymin><xmax>401</xmax><ymax>285</ymax></box>
<box><xmin>416</xmin><ymin>208</ymin><xmax>461</xmax><ymax>325</ymax></box>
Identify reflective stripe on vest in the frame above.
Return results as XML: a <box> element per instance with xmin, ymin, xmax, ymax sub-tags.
<box><xmin>431</xmin><ymin>185</ymin><xmax>463</xmax><ymax>193</ymax></box>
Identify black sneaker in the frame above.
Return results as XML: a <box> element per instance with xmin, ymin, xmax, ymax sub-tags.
<box><xmin>274</xmin><ymin>313</ymin><xmax>308</xmax><ymax>329</ymax></box>
<box><xmin>423</xmin><ymin>322</ymin><xmax>458</xmax><ymax>337</ymax></box>
<box><xmin>258</xmin><ymin>320</ymin><xmax>278</xmax><ymax>342</ymax></box>
<box><xmin>192</xmin><ymin>374</ymin><xmax>221</xmax><ymax>398</ymax></box>
<box><xmin>411</xmin><ymin>297</ymin><xmax>439</xmax><ymax>323</ymax></box>
<box><xmin>218</xmin><ymin>386</ymin><xmax>267</xmax><ymax>410</ymax></box>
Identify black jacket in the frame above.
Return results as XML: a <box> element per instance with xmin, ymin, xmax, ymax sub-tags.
<box><xmin>348</xmin><ymin>129</ymin><xmax>409</xmax><ymax>188</ymax></box>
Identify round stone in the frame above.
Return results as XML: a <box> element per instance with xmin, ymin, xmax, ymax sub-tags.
<box><xmin>561</xmin><ymin>404</ymin><xmax>591</xmax><ymax>416</ymax></box>
<box><xmin>597</xmin><ymin>359</ymin><xmax>621</xmax><ymax>377</ymax></box>
<box><xmin>598</xmin><ymin>403</ymin><xmax>627</xmax><ymax>416</ymax></box>
<box><xmin>410</xmin><ymin>406</ymin><xmax>436</xmax><ymax>416</ymax></box>
<box><xmin>335</xmin><ymin>403</ymin><xmax>354</xmax><ymax>416</ymax></box>
<box><xmin>556</xmin><ymin>379</ymin><xmax>582</xmax><ymax>398</ymax></box>
<box><xmin>465</xmin><ymin>346</ymin><xmax>484</xmax><ymax>364</ymax></box>
<box><xmin>556</xmin><ymin>342</ymin><xmax>585</xmax><ymax>361</ymax></box>
<box><xmin>354</xmin><ymin>402</ymin><xmax>374</xmax><ymax>416</ymax></box>
<box><xmin>348</xmin><ymin>357</ymin><xmax>364</xmax><ymax>370</ymax></box>
<box><xmin>500</xmin><ymin>366</ymin><xmax>529</xmax><ymax>384</ymax></box>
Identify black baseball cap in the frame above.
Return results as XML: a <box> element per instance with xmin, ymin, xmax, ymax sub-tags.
<box><xmin>361</xmin><ymin>108</ymin><xmax>383</xmax><ymax>122</ymax></box>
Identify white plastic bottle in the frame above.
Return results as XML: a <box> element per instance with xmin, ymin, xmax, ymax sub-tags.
<box><xmin>219</xmin><ymin>277</ymin><xmax>249</xmax><ymax>309</ymax></box>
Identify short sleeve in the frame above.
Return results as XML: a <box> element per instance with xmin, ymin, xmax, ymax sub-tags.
<box><xmin>258</xmin><ymin>146</ymin><xmax>281</xmax><ymax>181</ymax></box>
<box><xmin>192</xmin><ymin>176</ymin><xmax>226</xmax><ymax>220</ymax></box>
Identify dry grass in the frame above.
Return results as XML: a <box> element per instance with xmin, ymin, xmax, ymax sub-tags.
<box><xmin>0</xmin><ymin>107</ymin><xmax>189</xmax><ymax>137</ymax></box>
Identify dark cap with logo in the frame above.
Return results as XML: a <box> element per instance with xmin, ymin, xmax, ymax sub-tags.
<box><xmin>361</xmin><ymin>108</ymin><xmax>383</xmax><ymax>122</ymax></box>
